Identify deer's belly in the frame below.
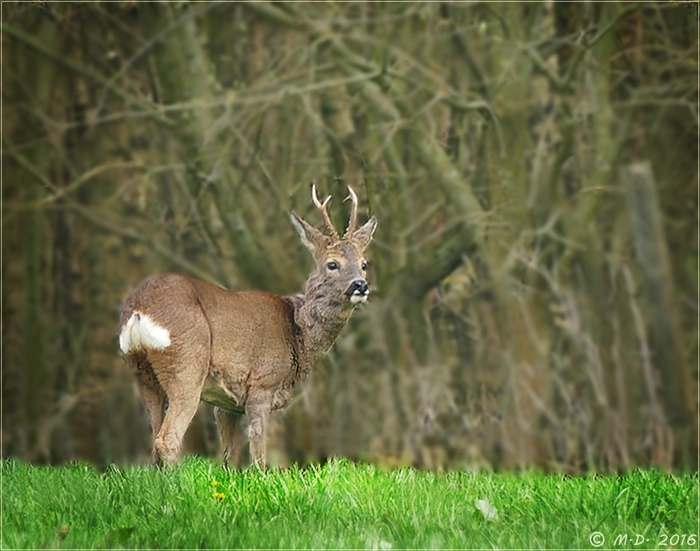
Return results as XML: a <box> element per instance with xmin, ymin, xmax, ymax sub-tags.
<box><xmin>201</xmin><ymin>362</ymin><xmax>297</xmax><ymax>413</ymax></box>
<box><xmin>200</xmin><ymin>379</ymin><xmax>245</xmax><ymax>414</ymax></box>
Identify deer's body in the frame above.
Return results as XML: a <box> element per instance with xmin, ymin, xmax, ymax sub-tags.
<box><xmin>119</xmin><ymin>186</ymin><xmax>376</xmax><ymax>467</ymax></box>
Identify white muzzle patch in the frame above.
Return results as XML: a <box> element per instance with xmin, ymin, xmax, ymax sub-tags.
<box><xmin>350</xmin><ymin>293</ymin><xmax>368</xmax><ymax>305</ymax></box>
<box><xmin>119</xmin><ymin>312</ymin><xmax>171</xmax><ymax>354</ymax></box>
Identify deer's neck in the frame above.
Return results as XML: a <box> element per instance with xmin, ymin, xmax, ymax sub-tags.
<box><xmin>291</xmin><ymin>294</ymin><xmax>353</xmax><ymax>367</ymax></box>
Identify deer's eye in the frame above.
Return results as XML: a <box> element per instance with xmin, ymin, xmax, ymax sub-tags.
<box><xmin>361</xmin><ymin>261</ymin><xmax>368</xmax><ymax>271</ymax></box>
<box><xmin>327</xmin><ymin>261</ymin><xmax>339</xmax><ymax>271</ymax></box>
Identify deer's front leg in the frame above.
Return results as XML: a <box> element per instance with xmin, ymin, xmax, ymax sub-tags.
<box><xmin>245</xmin><ymin>399</ymin><xmax>271</xmax><ymax>468</ymax></box>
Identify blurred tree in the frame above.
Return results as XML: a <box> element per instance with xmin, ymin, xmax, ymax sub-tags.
<box><xmin>2</xmin><ymin>1</ymin><xmax>696</xmax><ymax>470</ymax></box>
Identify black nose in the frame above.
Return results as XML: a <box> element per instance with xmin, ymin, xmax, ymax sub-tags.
<box><xmin>347</xmin><ymin>279</ymin><xmax>369</xmax><ymax>297</ymax></box>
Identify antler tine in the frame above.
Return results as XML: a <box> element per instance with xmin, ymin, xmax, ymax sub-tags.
<box><xmin>311</xmin><ymin>183</ymin><xmax>339</xmax><ymax>240</ymax></box>
<box><xmin>343</xmin><ymin>185</ymin><xmax>359</xmax><ymax>238</ymax></box>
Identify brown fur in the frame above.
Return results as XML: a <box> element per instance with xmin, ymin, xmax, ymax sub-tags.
<box><xmin>119</xmin><ymin>190</ymin><xmax>377</xmax><ymax>467</ymax></box>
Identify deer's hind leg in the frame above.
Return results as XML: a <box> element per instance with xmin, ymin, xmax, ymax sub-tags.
<box><xmin>127</xmin><ymin>353</ymin><xmax>167</xmax><ymax>465</ymax></box>
<box><xmin>150</xmin><ymin>342</ymin><xmax>210</xmax><ymax>465</ymax></box>
<box><xmin>214</xmin><ymin>407</ymin><xmax>245</xmax><ymax>468</ymax></box>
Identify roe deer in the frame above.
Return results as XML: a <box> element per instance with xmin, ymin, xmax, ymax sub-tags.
<box><xmin>119</xmin><ymin>184</ymin><xmax>377</xmax><ymax>467</ymax></box>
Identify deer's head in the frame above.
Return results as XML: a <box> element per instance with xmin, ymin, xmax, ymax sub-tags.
<box><xmin>291</xmin><ymin>184</ymin><xmax>377</xmax><ymax>311</ymax></box>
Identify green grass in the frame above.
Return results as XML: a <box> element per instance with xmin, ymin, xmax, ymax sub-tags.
<box><xmin>2</xmin><ymin>457</ymin><xmax>697</xmax><ymax>549</ymax></box>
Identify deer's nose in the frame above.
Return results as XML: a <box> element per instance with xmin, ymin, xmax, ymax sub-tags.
<box><xmin>347</xmin><ymin>279</ymin><xmax>369</xmax><ymax>302</ymax></box>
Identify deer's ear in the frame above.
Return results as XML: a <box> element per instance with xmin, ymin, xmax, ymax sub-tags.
<box><xmin>351</xmin><ymin>216</ymin><xmax>377</xmax><ymax>251</ymax></box>
<box><xmin>290</xmin><ymin>212</ymin><xmax>329</xmax><ymax>254</ymax></box>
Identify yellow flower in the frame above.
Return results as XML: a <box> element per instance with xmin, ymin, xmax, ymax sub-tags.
<box><xmin>211</xmin><ymin>480</ymin><xmax>221</xmax><ymax>487</ymax></box>
<box><xmin>212</xmin><ymin>491</ymin><xmax>226</xmax><ymax>500</ymax></box>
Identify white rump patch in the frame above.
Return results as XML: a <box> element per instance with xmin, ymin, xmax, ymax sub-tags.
<box><xmin>119</xmin><ymin>312</ymin><xmax>171</xmax><ymax>354</ymax></box>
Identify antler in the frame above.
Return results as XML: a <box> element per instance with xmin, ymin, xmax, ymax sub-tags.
<box><xmin>311</xmin><ymin>182</ymin><xmax>339</xmax><ymax>241</ymax></box>
<box><xmin>343</xmin><ymin>185</ymin><xmax>359</xmax><ymax>239</ymax></box>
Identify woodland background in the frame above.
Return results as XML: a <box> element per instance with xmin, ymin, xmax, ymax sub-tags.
<box><xmin>2</xmin><ymin>1</ymin><xmax>697</xmax><ymax>471</ymax></box>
